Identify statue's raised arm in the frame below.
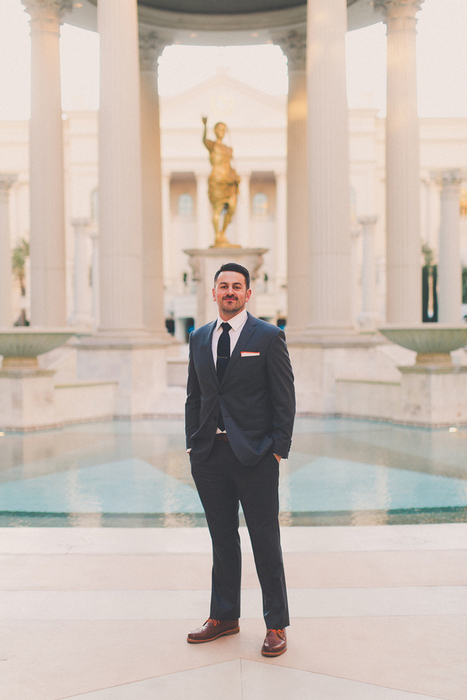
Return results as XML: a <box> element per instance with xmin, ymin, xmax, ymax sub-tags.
<box><xmin>201</xmin><ymin>117</ymin><xmax>240</xmax><ymax>248</ymax></box>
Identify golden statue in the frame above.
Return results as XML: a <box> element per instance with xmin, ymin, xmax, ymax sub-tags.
<box><xmin>202</xmin><ymin>117</ymin><xmax>241</xmax><ymax>248</ymax></box>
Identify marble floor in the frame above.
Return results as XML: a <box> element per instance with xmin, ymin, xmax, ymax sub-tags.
<box><xmin>0</xmin><ymin>418</ymin><xmax>466</xmax><ymax>698</ymax></box>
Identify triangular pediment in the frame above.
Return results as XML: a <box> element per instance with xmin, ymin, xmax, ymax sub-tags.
<box><xmin>160</xmin><ymin>71</ymin><xmax>286</xmax><ymax>130</ymax></box>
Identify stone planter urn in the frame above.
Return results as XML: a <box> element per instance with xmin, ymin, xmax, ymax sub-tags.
<box><xmin>379</xmin><ymin>325</ymin><xmax>467</xmax><ymax>366</ymax></box>
<box><xmin>0</xmin><ymin>328</ymin><xmax>75</xmax><ymax>370</ymax></box>
<box><xmin>379</xmin><ymin>325</ymin><xmax>467</xmax><ymax>426</ymax></box>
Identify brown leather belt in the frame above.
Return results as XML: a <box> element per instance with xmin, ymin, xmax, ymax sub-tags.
<box><xmin>215</xmin><ymin>433</ymin><xmax>229</xmax><ymax>442</ymax></box>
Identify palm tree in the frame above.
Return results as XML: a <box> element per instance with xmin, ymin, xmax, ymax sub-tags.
<box><xmin>12</xmin><ymin>238</ymin><xmax>29</xmax><ymax>325</ymax></box>
<box><xmin>12</xmin><ymin>238</ymin><xmax>29</xmax><ymax>297</ymax></box>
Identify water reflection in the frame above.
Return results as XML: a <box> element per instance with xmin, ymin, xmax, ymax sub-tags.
<box><xmin>0</xmin><ymin>418</ymin><xmax>466</xmax><ymax>527</ymax></box>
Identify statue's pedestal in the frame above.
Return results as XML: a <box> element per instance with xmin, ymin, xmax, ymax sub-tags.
<box><xmin>185</xmin><ymin>247</ymin><xmax>268</xmax><ymax>327</ymax></box>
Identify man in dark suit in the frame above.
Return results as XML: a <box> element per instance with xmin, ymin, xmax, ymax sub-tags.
<box><xmin>185</xmin><ymin>262</ymin><xmax>295</xmax><ymax>657</ymax></box>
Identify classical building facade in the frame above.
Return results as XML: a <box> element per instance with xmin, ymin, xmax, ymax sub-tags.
<box><xmin>1</xmin><ymin>0</ymin><xmax>467</xmax><ymax>429</ymax></box>
<box><xmin>1</xmin><ymin>88</ymin><xmax>467</xmax><ymax>335</ymax></box>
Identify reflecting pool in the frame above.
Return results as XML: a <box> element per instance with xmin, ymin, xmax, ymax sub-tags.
<box><xmin>0</xmin><ymin>417</ymin><xmax>466</xmax><ymax>526</ymax></box>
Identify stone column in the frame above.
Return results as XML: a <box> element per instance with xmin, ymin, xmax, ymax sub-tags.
<box><xmin>69</xmin><ymin>218</ymin><xmax>92</xmax><ymax>328</ymax></box>
<box><xmin>162</xmin><ymin>173</ymin><xmax>173</xmax><ymax>289</ymax></box>
<box><xmin>0</xmin><ymin>175</ymin><xmax>17</xmax><ymax>327</ymax></box>
<box><xmin>139</xmin><ymin>26</ymin><xmax>170</xmax><ymax>336</ymax></box>
<box><xmin>89</xmin><ymin>226</ymin><xmax>99</xmax><ymax>328</ymax></box>
<box><xmin>306</xmin><ymin>0</ymin><xmax>352</xmax><ymax>330</ymax></box>
<box><xmin>377</xmin><ymin>0</ymin><xmax>424</xmax><ymax>323</ymax></box>
<box><xmin>350</xmin><ymin>225</ymin><xmax>361</xmax><ymax>326</ymax></box>
<box><xmin>357</xmin><ymin>216</ymin><xmax>381</xmax><ymax>329</ymax></box>
<box><xmin>98</xmin><ymin>0</ymin><xmax>144</xmax><ymax>334</ymax></box>
<box><xmin>274</xmin><ymin>29</ymin><xmax>308</xmax><ymax>334</ymax></box>
<box><xmin>235</xmin><ymin>172</ymin><xmax>251</xmax><ymax>248</ymax></box>
<box><xmin>22</xmin><ymin>0</ymin><xmax>69</xmax><ymax>327</ymax></box>
<box><xmin>275</xmin><ymin>172</ymin><xmax>288</xmax><ymax>291</ymax></box>
<box><xmin>437</xmin><ymin>170</ymin><xmax>464</xmax><ymax>324</ymax></box>
<box><xmin>195</xmin><ymin>172</ymin><xmax>211</xmax><ymax>249</ymax></box>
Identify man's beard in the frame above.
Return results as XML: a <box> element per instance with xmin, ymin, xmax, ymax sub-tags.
<box><xmin>221</xmin><ymin>296</ymin><xmax>243</xmax><ymax>312</ymax></box>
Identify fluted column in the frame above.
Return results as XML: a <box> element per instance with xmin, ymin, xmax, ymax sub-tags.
<box><xmin>162</xmin><ymin>173</ymin><xmax>173</xmax><ymax>290</ymax></box>
<box><xmin>350</xmin><ymin>225</ymin><xmax>361</xmax><ymax>326</ymax></box>
<box><xmin>98</xmin><ymin>0</ymin><xmax>144</xmax><ymax>333</ymax></box>
<box><xmin>89</xmin><ymin>226</ymin><xmax>99</xmax><ymax>328</ymax></box>
<box><xmin>307</xmin><ymin>0</ymin><xmax>352</xmax><ymax>330</ymax></box>
<box><xmin>22</xmin><ymin>0</ymin><xmax>70</xmax><ymax>327</ymax></box>
<box><xmin>236</xmin><ymin>172</ymin><xmax>251</xmax><ymax>248</ymax></box>
<box><xmin>377</xmin><ymin>0</ymin><xmax>424</xmax><ymax>323</ymax></box>
<box><xmin>139</xmin><ymin>26</ymin><xmax>170</xmax><ymax>336</ymax></box>
<box><xmin>275</xmin><ymin>172</ymin><xmax>288</xmax><ymax>291</ymax></box>
<box><xmin>0</xmin><ymin>175</ymin><xmax>17</xmax><ymax>327</ymax></box>
<box><xmin>274</xmin><ymin>29</ymin><xmax>308</xmax><ymax>333</ymax></box>
<box><xmin>69</xmin><ymin>218</ymin><xmax>92</xmax><ymax>327</ymax></box>
<box><xmin>195</xmin><ymin>172</ymin><xmax>211</xmax><ymax>249</ymax></box>
<box><xmin>357</xmin><ymin>216</ymin><xmax>380</xmax><ymax>329</ymax></box>
<box><xmin>436</xmin><ymin>170</ymin><xmax>464</xmax><ymax>323</ymax></box>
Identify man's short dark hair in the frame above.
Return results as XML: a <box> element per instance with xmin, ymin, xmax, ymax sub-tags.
<box><xmin>214</xmin><ymin>263</ymin><xmax>250</xmax><ymax>290</ymax></box>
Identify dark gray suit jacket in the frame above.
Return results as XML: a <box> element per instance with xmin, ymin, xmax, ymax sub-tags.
<box><xmin>185</xmin><ymin>312</ymin><xmax>295</xmax><ymax>467</ymax></box>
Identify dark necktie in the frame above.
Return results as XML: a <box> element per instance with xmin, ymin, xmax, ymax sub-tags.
<box><xmin>216</xmin><ymin>322</ymin><xmax>231</xmax><ymax>383</ymax></box>
<box><xmin>216</xmin><ymin>322</ymin><xmax>231</xmax><ymax>430</ymax></box>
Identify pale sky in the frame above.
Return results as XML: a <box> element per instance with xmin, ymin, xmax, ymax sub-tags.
<box><xmin>0</xmin><ymin>0</ymin><xmax>466</xmax><ymax>120</ymax></box>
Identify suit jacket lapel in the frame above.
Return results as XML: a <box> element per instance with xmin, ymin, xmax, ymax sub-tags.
<box><xmin>204</xmin><ymin>320</ymin><xmax>218</xmax><ymax>385</ymax></box>
<box><xmin>221</xmin><ymin>313</ymin><xmax>258</xmax><ymax>385</ymax></box>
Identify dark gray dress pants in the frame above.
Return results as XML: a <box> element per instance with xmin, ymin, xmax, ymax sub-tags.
<box><xmin>191</xmin><ymin>438</ymin><xmax>289</xmax><ymax>630</ymax></box>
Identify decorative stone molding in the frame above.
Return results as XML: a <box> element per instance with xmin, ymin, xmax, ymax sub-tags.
<box><xmin>22</xmin><ymin>0</ymin><xmax>72</xmax><ymax>31</ymax></box>
<box><xmin>138</xmin><ymin>25</ymin><xmax>171</xmax><ymax>71</ymax></box>
<box><xmin>273</xmin><ymin>28</ymin><xmax>306</xmax><ymax>71</ymax></box>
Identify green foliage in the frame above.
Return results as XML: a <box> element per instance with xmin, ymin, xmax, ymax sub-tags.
<box><xmin>463</xmin><ymin>268</ymin><xmax>467</xmax><ymax>304</ymax></box>
<box><xmin>12</xmin><ymin>238</ymin><xmax>29</xmax><ymax>296</ymax></box>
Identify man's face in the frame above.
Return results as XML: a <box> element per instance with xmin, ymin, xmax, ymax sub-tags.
<box><xmin>212</xmin><ymin>271</ymin><xmax>251</xmax><ymax>318</ymax></box>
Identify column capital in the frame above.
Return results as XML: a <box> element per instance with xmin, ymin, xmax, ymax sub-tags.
<box><xmin>431</xmin><ymin>169</ymin><xmax>466</xmax><ymax>189</ymax></box>
<box><xmin>375</xmin><ymin>0</ymin><xmax>424</xmax><ymax>26</ymax></box>
<box><xmin>71</xmin><ymin>217</ymin><xmax>91</xmax><ymax>230</ymax></box>
<box><xmin>22</xmin><ymin>0</ymin><xmax>72</xmax><ymax>31</ymax></box>
<box><xmin>358</xmin><ymin>215</ymin><xmax>378</xmax><ymax>228</ymax></box>
<box><xmin>272</xmin><ymin>28</ymin><xmax>306</xmax><ymax>71</ymax></box>
<box><xmin>0</xmin><ymin>174</ymin><xmax>18</xmax><ymax>191</ymax></box>
<box><xmin>138</xmin><ymin>25</ymin><xmax>171</xmax><ymax>71</ymax></box>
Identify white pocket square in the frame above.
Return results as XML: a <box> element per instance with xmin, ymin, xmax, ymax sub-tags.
<box><xmin>241</xmin><ymin>351</ymin><xmax>260</xmax><ymax>357</ymax></box>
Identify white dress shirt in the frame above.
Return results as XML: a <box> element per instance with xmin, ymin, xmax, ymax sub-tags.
<box><xmin>186</xmin><ymin>310</ymin><xmax>249</xmax><ymax>449</ymax></box>
<box><xmin>211</xmin><ymin>308</ymin><xmax>248</xmax><ymax>366</ymax></box>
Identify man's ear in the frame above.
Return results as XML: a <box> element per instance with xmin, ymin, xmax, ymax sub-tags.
<box><xmin>246</xmin><ymin>289</ymin><xmax>252</xmax><ymax>302</ymax></box>
<box><xmin>212</xmin><ymin>287</ymin><xmax>216</xmax><ymax>301</ymax></box>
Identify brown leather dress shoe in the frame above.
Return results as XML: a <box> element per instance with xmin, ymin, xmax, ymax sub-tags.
<box><xmin>261</xmin><ymin>628</ymin><xmax>287</xmax><ymax>657</ymax></box>
<box><xmin>187</xmin><ymin>618</ymin><xmax>240</xmax><ymax>644</ymax></box>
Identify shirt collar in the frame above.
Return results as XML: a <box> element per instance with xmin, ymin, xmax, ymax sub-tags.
<box><xmin>216</xmin><ymin>308</ymin><xmax>248</xmax><ymax>332</ymax></box>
